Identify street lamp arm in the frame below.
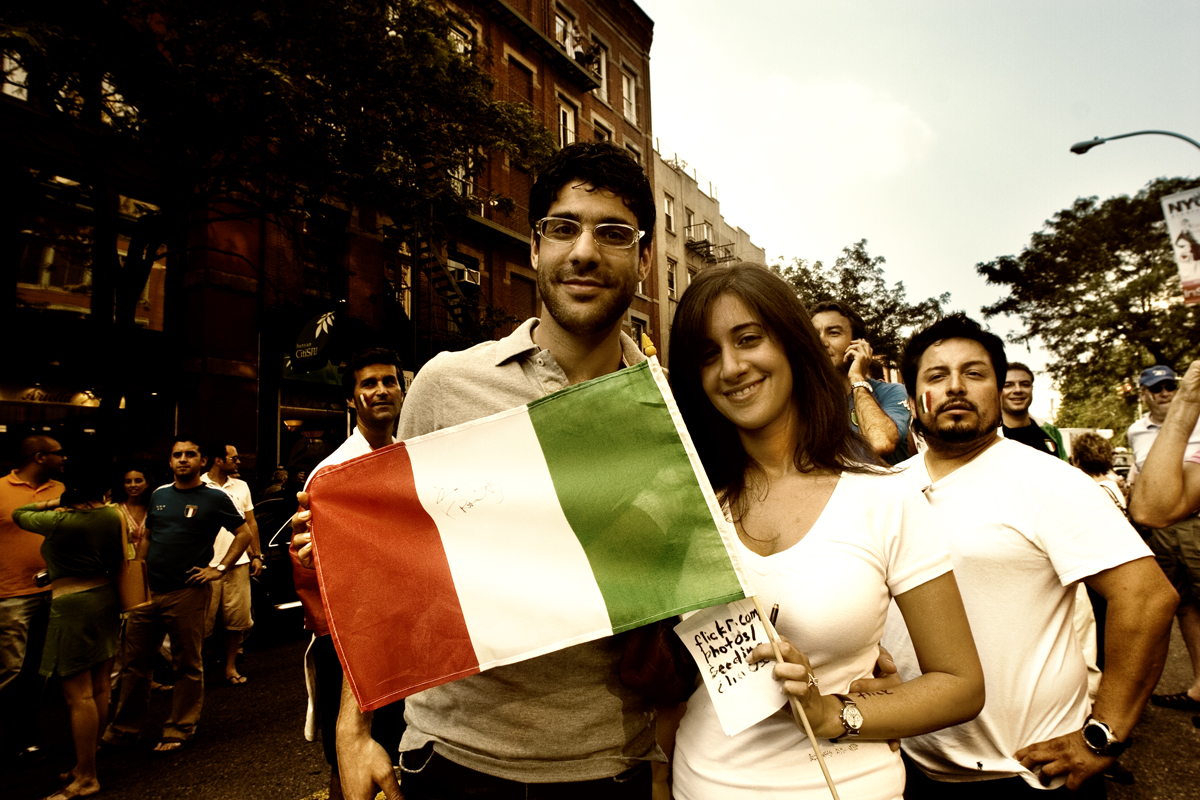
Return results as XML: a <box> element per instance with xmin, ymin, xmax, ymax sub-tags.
<box><xmin>1071</xmin><ymin>130</ymin><xmax>1200</xmax><ymax>155</ymax></box>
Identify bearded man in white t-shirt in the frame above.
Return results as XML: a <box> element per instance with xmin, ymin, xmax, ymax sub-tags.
<box><xmin>880</xmin><ymin>313</ymin><xmax>1177</xmax><ymax>799</ymax></box>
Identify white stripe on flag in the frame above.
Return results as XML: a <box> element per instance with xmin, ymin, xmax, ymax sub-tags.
<box><xmin>407</xmin><ymin>405</ymin><xmax>614</xmax><ymax>668</ymax></box>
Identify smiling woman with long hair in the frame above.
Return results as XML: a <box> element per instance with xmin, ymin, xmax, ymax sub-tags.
<box><xmin>113</xmin><ymin>465</ymin><xmax>155</xmax><ymax>549</ymax></box>
<box><xmin>663</xmin><ymin>263</ymin><xmax>983</xmax><ymax>800</ymax></box>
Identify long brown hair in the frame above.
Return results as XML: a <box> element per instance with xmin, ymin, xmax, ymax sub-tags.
<box><xmin>668</xmin><ymin>263</ymin><xmax>881</xmax><ymax>520</ymax></box>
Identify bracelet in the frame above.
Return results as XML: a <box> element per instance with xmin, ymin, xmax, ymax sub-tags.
<box><xmin>850</xmin><ymin>380</ymin><xmax>873</xmax><ymax>394</ymax></box>
<box><xmin>250</xmin><ymin>554</ymin><xmax>263</xmax><ymax>560</ymax></box>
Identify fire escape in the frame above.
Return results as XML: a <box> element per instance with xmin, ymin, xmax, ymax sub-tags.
<box><xmin>685</xmin><ymin>222</ymin><xmax>737</xmax><ymax>264</ymax></box>
<box><xmin>394</xmin><ymin>220</ymin><xmax>483</xmax><ymax>345</ymax></box>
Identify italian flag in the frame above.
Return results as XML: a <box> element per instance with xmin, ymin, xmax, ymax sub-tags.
<box><xmin>310</xmin><ymin>359</ymin><xmax>750</xmax><ymax>711</ymax></box>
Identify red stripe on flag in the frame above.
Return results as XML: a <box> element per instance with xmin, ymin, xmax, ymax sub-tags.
<box><xmin>310</xmin><ymin>442</ymin><xmax>480</xmax><ymax>710</ymax></box>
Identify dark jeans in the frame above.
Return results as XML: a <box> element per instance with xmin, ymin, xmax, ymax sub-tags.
<box><xmin>311</xmin><ymin>634</ymin><xmax>404</xmax><ymax>772</ymax></box>
<box><xmin>400</xmin><ymin>744</ymin><xmax>652</xmax><ymax>799</ymax></box>
<box><xmin>903</xmin><ymin>750</ymin><xmax>1106</xmax><ymax>799</ymax></box>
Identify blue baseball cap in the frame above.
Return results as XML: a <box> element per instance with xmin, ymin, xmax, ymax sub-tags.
<box><xmin>1139</xmin><ymin>366</ymin><xmax>1178</xmax><ymax>388</ymax></box>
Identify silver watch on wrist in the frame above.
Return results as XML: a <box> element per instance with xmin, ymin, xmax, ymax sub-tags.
<box><xmin>834</xmin><ymin>693</ymin><xmax>863</xmax><ymax>739</ymax></box>
<box><xmin>1082</xmin><ymin>715</ymin><xmax>1128</xmax><ymax>756</ymax></box>
<box><xmin>850</xmin><ymin>380</ymin><xmax>873</xmax><ymax>394</ymax></box>
<box><xmin>215</xmin><ymin>564</ymin><xmax>227</xmax><ymax>573</ymax></box>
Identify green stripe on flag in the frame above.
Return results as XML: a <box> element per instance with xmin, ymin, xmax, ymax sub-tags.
<box><xmin>527</xmin><ymin>361</ymin><xmax>745</xmax><ymax>633</ymax></box>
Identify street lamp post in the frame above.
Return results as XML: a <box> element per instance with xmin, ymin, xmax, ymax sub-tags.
<box><xmin>1071</xmin><ymin>130</ymin><xmax>1200</xmax><ymax>155</ymax></box>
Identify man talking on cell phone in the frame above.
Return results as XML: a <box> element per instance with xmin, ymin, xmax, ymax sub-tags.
<box><xmin>810</xmin><ymin>301</ymin><xmax>912</xmax><ymax>464</ymax></box>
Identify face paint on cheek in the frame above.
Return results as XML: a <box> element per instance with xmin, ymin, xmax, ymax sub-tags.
<box><xmin>921</xmin><ymin>391</ymin><xmax>934</xmax><ymax>415</ymax></box>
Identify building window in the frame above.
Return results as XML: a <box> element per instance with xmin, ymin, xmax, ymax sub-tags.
<box><xmin>15</xmin><ymin>185</ymin><xmax>166</xmax><ymax>330</ymax></box>
<box><xmin>622</xmin><ymin>70</ymin><xmax>638</xmax><ymax>125</ymax></box>
<box><xmin>625</xmin><ymin>143</ymin><xmax>641</xmax><ymax>164</ymax></box>
<box><xmin>664</xmin><ymin>194</ymin><xmax>675</xmax><ymax>233</ymax></box>
<box><xmin>593</xmin><ymin>43</ymin><xmax>609</xmax><ymax>101</ymax></box>
<box><xmin>2</xmin><ymin>53</ymin><xmax>28</xmax><ymax>101</ymax></box>
<box><xmin>507</xmin><ymin>57</ymin><xmax>534</xmax><ymax>104</ymax></box>
<box><xmin>511</xmin><ymin>273</ymin><xmax>537</xmax><ymax>321</ymax></box>
<box><xmin>688</xmin><ymin>266</ymin><xmax>698</xmax><ymax>286</ymax></box>
<box><xmin>558</xmin><ymin>98</ymin><xmax>577</xmax><ymax>147</ymax></box>
<box><xmin>449</xmin><ymin>24</ymin><xmax>473</xmax><ymax>55</ymax></box>
<box><xmin>555</xmin><ymin>13</ymin><xmax>571</xmax><ymax>49</ymax></box>
<box><xmin>593</xmin><ymin>119</ymin><xmax>612</xmax><ymax>142</ymax></box>
<box><xmin>685</xmin><ymin>208</ymin><xmax>695</xmax><ymax>233</ymax></box>
<box><xmin>667</xmin><ymin>258</ymin><xmax>677</xmax><ymax>299</ymax></box>
<box><xmin>555</xmin><ymin>11</ymin><xmax>581</xmax><ymax>54</ymax></box>
<box><xmin>383</xmin><ymin>235</ymin><xmax>412</xmax><ymax>319</ymax></box>
<box><xmin>629</xmin><ymin>316</ymin><xmax>647</xmax><ymax>349</ymax></box>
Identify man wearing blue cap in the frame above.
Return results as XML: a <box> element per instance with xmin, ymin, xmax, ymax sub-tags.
<box><xmin>1127</xmin><ymin>366</ymin><xmax>1200</xmax><ymax>478</ymax></box>
<box><xmin>1127</xmin><ymin>364</ymin><xmax>1200</xmax><ymax>712</ymax></box>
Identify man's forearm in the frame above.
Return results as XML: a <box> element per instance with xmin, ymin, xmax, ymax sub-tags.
<box><xmin>246</xmin><ymin>511</ymin><xmax>262</xmax><ymax>557</ymax></box>
<box><xmin>225</xmin><ymin>528</ymin><xmax>253</xmax><ymax>566</ymax></box>
<box><xmin>1087</xmin><ymin>559</ymin><xmax>1178</xmax><ymax>740</ymax></box>
<box><xmin>337</xmin><ymin>675</ymin><xmax>373</xmax><ymax>741</ymax></box>
<box><xmin>1131</xmin><ymin>393</ymin><xmax>1200</xmax><ymax>527</ymax></box>
<box><xmin>853</xmin><ymin>387</ymin><xmax>900</xmax><ymax>456</ymax></box>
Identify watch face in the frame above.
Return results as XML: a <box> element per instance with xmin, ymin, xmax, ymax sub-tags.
<box><xmin>844</xmin><ymin>705</ymin><xmax>864</xmax><ymax>730</ymax></box>
<box><xmin>1083</xmin><ymin>722</ymin><xmax>1108</xmax><ymax>750</ymax></box>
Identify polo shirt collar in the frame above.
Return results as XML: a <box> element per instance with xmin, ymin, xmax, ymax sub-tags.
<box><xmin>493</xmin><ymin>317</ymin><xmax>542</xmax><ymax>366</ymax></box>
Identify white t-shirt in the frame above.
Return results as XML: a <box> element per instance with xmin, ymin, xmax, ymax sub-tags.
<box><xmin>203</xmin><ymin>474</ymin><xmax>253</xmax><ymax>566</ymax></box>
<box><xmin>883</xmin><ymin>439</ymin><xmax>1151</xmax><ymax>788</ymax></box>
<box><xmin>1127</xmin><ymin>413</ymin><xmax>1200</xmax><ymax>469</ymax></box>
<box><xmin>673</xmin><ymin>471</ymin><xmax>953</xmax><ymax>800</ymax></box>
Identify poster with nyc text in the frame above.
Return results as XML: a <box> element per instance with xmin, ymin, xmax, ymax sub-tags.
<box><xmin>1162</xmin><ymin>188</ymin><xmax>1200</xmax><ymax>305</ymax></box>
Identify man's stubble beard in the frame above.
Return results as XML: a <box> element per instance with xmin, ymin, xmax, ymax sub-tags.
<box><xmin>536</xmin><ymin>266</ymin><xmax>637</xmax><ymax>336</ymax></box>
<box><xmin>913</xmin><ymin>405</ymin><xmax>1001</xmax><ymax>447</ymax></box>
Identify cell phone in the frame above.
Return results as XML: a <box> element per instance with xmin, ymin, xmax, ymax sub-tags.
<box><xmin>34</xmin><ymin>570</ymin><xmax>51</xmax><ymax>588</ymax></box>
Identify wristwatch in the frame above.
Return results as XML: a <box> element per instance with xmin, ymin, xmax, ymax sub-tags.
<box><xmin>850</xmin><ymin>380</ymin><xmax>873</xmax><ymax>394</ymax></box>
<box><xmin>1081</xmin><ymin>715</ymin><xmax>1128</xmax><ymax>756</ymax></box>
<box><xmin>834</xmin><ymin>694</ymin><xmax>863</xmax><ymax>738</ymax></box>
<box><xmin>215</xmin><ymin>564</ymin><xmax>227</xmax><ymax>573</ymax></box>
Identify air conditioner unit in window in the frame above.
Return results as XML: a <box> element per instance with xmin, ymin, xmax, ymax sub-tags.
<box><xmin>452</xmin><ymin>267</ymin><xmax>481</xmax><ymax>286</ymax></box>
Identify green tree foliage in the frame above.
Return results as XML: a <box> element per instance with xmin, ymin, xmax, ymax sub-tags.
<box><xmin>977</xmin><ymin>177</ymin><xmax>1200</xmax><ymax>432</ymax></box>
<box><xmin>2</xmin><ymin>0</ymin><xmax>555</xmax><ymax>330</ymax></box>
<box><xmin>2</xmin><ymin>0</ymin><xmax>555</xmax><ymax>426</ymax></box>
<box><xmin>3</xmin><ymin>0</ymin><xmax>554</xmax><ymax>226</ymax></box>
<box><xmin>775</xmin><ymin>239</ymin><xmax>950</xmax><ymax>366</ymax></box>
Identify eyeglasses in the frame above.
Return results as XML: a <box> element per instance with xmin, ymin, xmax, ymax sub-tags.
<box><xmin>1146</xmin><ymin>382</ymin><xmax>1177</xmax><ymax>393</ymax></box>
<box><xmin>38</xmin><ymin>449</ymin><xmax>65</xmax><ymax>458</ymax></box>
<box><xmin>534</xmin><ymin>217</ymin><xmax>644</xmax><ymax>249</ymax></box>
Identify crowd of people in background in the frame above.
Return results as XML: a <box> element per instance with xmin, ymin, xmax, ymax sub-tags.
<box><xmin>3</xmin><ymin>142</ymin><xmax>1199</xmax><ymax>800</ymax></box>
<box><xmin>0</xmin><ymin>433</ymin><xmax>295</xmax><ymax>799</ymax></box>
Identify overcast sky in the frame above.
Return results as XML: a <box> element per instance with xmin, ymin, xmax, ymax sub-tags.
<box><xmin>637</xmin><ymin>0</ymin><xmax>1200</xmax><ymax>418</ymax></box>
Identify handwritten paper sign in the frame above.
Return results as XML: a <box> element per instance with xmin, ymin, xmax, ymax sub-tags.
<box><xmin>675</xmin><ymin>598</ymin><xmax>786</xmax><ymax>735</ymax></box>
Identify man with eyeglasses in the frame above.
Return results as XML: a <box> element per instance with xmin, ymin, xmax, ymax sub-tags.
<box><xmin>1128</xmin><ymin>363</ymin><xmax>1200</xmax><ymax>713</ymax></box>
<box><xmin>318</xmin><ymin>141</ymin><xmax>658</xmax><ymax>800</ymax></box>
<box><xmin>0</xmin><ymin>435</ymin><xmax>65</xmax><ymax>764</ymax></box>
<box><xmin>201</xmin><ymin>444</ymin><xmax>262</xmax><ymax>686</ymax></box>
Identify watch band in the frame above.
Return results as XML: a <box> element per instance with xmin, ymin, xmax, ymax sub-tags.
<box><xmin>834</xmin><ymin>693</ymin><xmax>863</xmax><ymax>738</ymax></box>
<box><xmin>850</xmin><ymin>380</ymin><xmax>873</xmax><ymax>394</ymax></box>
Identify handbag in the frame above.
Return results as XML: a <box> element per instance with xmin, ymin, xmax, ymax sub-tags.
<box><xmin>116</xmin><ymin>507</ymin><xmax>152</xmax><ymax>613</ymax></box>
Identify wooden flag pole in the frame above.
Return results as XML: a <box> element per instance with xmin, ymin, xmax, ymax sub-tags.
<box><xmin>749</xmin><ymin>595</ymin><xmax>841</xmax><ymax>800</ymax></box>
